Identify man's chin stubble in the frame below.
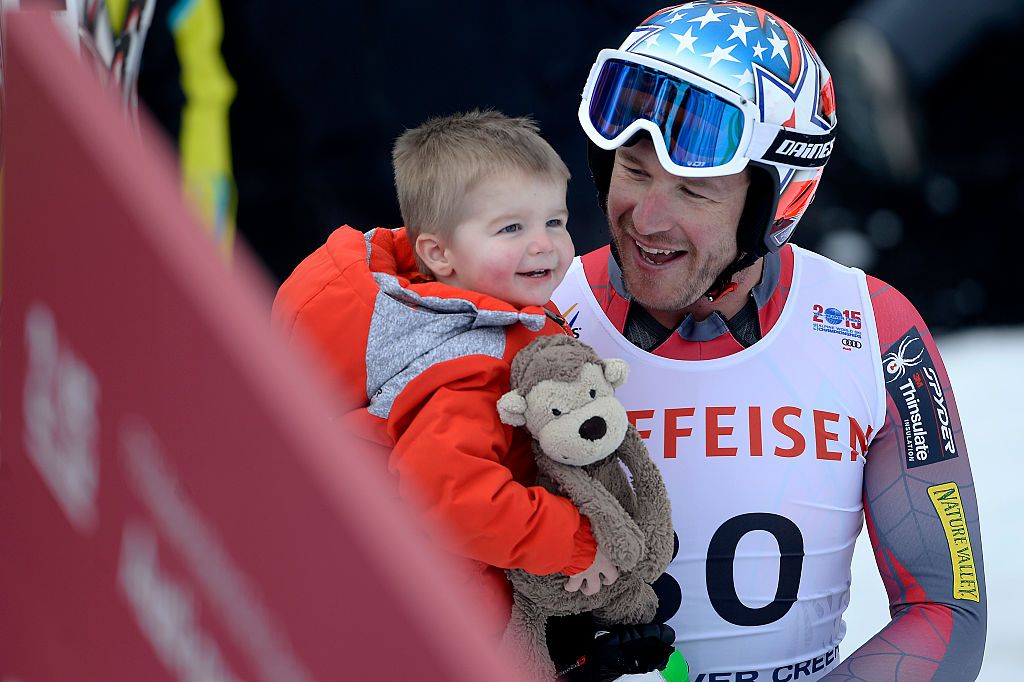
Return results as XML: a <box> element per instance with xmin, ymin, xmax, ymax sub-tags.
<box><xmin>621</xmin><ymin>265</ymin><xmax>706</xmax><ymax>313</ymax></box>
<box><xmin>610</xmin><ymin>221</ymin><xmax>718</xmax><ymax>312</ymax></box>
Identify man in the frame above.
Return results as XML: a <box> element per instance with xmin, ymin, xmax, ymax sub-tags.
<box><xmin>552</xmin><ymin>3</ymin><xmax>986</xmax><ymax>680</ymax></box>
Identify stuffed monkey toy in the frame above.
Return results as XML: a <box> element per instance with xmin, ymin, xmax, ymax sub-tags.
<box><xmin>496</xmin><ymin>335</ymin><xmax>674</xmax><ymax>680</ymax></box>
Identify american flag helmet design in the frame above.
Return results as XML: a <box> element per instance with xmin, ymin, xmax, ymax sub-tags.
<box><xmin>582</xmin><ymin>1</ymin><xmax>838</xmax><ymax>260</ymax></box>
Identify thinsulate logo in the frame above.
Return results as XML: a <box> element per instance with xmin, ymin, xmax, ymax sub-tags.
<box><xmin>884</xmin><ymin>328</ymin><xmax>958</xmax><ymax>469</ymax></box>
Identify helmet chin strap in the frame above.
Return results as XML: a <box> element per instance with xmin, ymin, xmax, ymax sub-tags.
<box><xmin>703</xmin><ymin>272</ymin><xmax>740</xmax><ymax>303</ymax></box>
<box><xmin>702</xmin><ymin>251</ymin><xmax>756</xmax><ymax>302</ymax></box>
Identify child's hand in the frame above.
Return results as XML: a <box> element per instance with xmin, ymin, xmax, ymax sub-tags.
<box><xmin>565</xmin><ymin>547</ymin><xmax>619</xmax><ymax>595</ymax></box>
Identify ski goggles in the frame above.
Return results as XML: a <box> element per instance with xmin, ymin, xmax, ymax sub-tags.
<box><xmin>580</xmin><ymin>49</ymin><xmax>825</xmax><ymax>177</ymax></box>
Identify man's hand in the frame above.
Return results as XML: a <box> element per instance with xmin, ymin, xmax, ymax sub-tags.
<box><xmin>565</xmin><ymin>548</ymin><xmax>619</xmax><ymax>595</ymax></box>
<box><xmin>555</xmin><ymin>623</ymin><xmax>677</xmax><ymax>681</ymax></box>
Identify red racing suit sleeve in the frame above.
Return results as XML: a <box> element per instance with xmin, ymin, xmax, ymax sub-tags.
<box><xmin>385</xmin><ymin>354</ymin><xmax>598</xmax><ymax>577</ymax></box>
<box><xmin>825</xmin><ymin>277</ymin><xmax>987</xmax><ymax>680</ymax></box>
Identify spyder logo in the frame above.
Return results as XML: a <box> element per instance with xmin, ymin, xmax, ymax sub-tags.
<box><xmin>883</xmin><ymin>334</ymin><xmax>925</xmax><ymax>384</ymax></box>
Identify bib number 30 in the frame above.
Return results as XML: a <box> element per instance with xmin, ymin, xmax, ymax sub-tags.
<box><xmin>706</xmin><ymin>513</ymin><xmax>805</xmax><ymax>626</ymax></box>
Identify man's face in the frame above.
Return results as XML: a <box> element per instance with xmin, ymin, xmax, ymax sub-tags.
<box><xmin>605</xmin><ymin>138</ymin><xmax>751</xmax><ymax>314</ymax></box>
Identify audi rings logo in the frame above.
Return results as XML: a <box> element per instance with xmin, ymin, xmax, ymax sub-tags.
<box><xmin>842</xmin><ymin>338</ymin><xmax>862</xmax><ymax>349</ymax></box>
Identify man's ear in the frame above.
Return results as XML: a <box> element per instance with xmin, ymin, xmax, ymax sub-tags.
<box><xmin>497</xmin><ymin>390</ymin><xmax>528</xmax><ymax>427</ymax></box>
<box><xmin>415</xmin><ymin>232</ymin><xmax>453</xmax><ymax>278</ymax></box>
<box><xmin>602</xmin><ymin>358</ymin><xmax>629</xmax><ymax>389</ymax></box>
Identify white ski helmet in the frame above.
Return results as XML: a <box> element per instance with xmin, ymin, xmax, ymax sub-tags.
<box><xmin>580</xmin><ymin>1</ymin><xmax>838</xmax><ymax>297</ymax></box>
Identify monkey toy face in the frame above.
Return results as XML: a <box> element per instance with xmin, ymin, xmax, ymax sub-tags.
<box><xmin>498</xmin><ymin>358</ymin><xmax>630</xmax><ymax>466</ymax></box>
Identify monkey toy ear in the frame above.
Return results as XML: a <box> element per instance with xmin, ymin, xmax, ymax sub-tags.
<box><xmin>497</xmin><ymin>390</ymin><xmax>528</xmax><ymax>427</ymax></box>
<box><xmin>602</xmin><ymin>358</ymin><xmax>629</xmax><ymax>389</ymax></box>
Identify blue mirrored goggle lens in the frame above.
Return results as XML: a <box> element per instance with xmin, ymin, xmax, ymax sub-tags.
<box><xmin>589</xmin><ymin>59</ymin><xmax>745</xmax><ymax>169</ymax></box>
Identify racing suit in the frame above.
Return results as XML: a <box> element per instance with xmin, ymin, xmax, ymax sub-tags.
<box><xmin>552</xmin><ymin>243</ymin><xmax>986</xmax><ymax>680</ymax></box>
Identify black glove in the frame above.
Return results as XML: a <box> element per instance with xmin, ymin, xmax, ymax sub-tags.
<box><xmin>547</xmin><ymin>613</ymin><xmax>676</xmax><ymax>681</ymax></box>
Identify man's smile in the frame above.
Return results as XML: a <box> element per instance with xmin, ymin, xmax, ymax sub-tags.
<box><xmin>632</xmin><ymin>238</ymin><xmax>687</xmax><ymax>266</ymax></box>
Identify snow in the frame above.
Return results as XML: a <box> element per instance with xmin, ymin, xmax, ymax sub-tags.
<box><xmin>841</xmin><ymin>327</ymin><xmax>1024</xmax><ymax>678</ymax></box>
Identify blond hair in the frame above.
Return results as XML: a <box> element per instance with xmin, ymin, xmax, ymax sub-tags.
<box><xmin>392</xmin><ymin>110</ymin><xmax>570</xmax><ymax>274</ymax></box>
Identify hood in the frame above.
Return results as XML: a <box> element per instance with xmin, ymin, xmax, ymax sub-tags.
<box><xmin>326</xmin><ymin>227</ymin><xmax>553</xmax><ymax>419</ymax></box>
<box><xmin>342</xmin><ymin>226</ymin><xmax>550</xmax><ymax>333</ymax></box>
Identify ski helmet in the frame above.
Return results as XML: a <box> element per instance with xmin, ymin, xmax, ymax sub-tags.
<box><xmin>579</xmin><ymin>1</ymin><xmax>837</xmax><ymax>298</ymax></box>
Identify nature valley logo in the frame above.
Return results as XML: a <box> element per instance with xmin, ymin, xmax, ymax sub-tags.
<box><xmin>927</xmin><ymin>483</ymin><xmax>980</xmax><ymax>602</ymax></box>
<box><xmin>562</xmin><ymin>303</ymin><xmax>582</xmax><ymax>339</ymax></box>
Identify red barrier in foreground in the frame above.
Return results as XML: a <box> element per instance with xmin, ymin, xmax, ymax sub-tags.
<box><xmin>0</xmin><ymin>11</ymin><xmax>522</xmax><ymax>681</ymax></box>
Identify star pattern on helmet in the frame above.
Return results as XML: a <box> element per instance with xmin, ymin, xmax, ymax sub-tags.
<box><xmin>688</xmin><ymin>7</ymin><xmax>725</xmax><ymax>29</ymax></box>
<box><xmin>733</xmin><ymin>68</ymin><xmax>755</xmax><ymax>86</ymax></box>
<box><xmin>702</xmin><ymin>43</ymin><xmax>740</xmax><ymax>68</ymax></box>
<box><xmin>728</xmin><ymin>18</ymin><xmax>756</xmax><ymax>45</ymax></box>
<box><xmin>766</xmin><ymin>28</ymin><xmax>790</xmax><ymax>67</ymax></box>
<box><xmin>629</xmin><ymin>2</ymin><xmax>803</xmax><ymax>101</ymax></box>
<box><xmin>671</xmin><ymin>28</ymin><xmax>698</xmax><ymax>55</ymax></box>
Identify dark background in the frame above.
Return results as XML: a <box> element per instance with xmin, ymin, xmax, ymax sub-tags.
<box><xmin>139</xmin><ymin>1</ymin><xmax>1024</xmax><ymax>333</ymax></box>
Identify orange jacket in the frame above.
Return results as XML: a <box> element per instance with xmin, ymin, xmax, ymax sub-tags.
<box><xmin>273</xmin><ymin>226</ymin><xmax>597</xmax><ymax>624</ymax></box>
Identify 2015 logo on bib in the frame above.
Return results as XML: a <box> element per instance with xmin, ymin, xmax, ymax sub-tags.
<box><xmin>811</xmin><ymin>304</ymin><xmax>863</xmax><ymax>349</ymax></box>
